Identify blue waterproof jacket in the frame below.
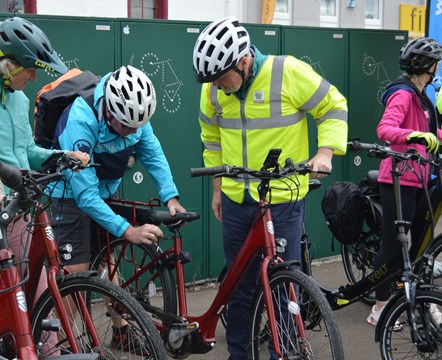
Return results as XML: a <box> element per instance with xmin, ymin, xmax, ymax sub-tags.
<box><xmin>0</xmin><ymin>80</ymin><xmax>58</xmax><ymax>194</ymax></box>
<box><xmin>49</xmin><ymin>73</ymin><xmax>179</xmax><ymax>237</ymax></box>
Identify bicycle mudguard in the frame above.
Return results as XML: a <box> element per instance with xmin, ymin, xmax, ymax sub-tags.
<box><xmin>268</xmin><ymin>260</ymin><xmax>301</xmax><ymax>274</ymax></box>
<box><xmin>62</xmin><ymin>270</ymin><xmax>97</xmax><ymax>279</ymax></box>
<box><xmin>50</xmin><ymin>354</ymin><xmax>99</xmax><ymax>360</ymax></box>
<box><xmin>374</xmin><ymin>290</ymin><xmax>404</xmax><ymax>342</ymax></box>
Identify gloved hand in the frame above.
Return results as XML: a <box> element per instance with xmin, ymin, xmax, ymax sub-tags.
<box><xmin>406</xmin><ymin>131</ymin><xmax>439</xmax><ymax>154</ymax></box>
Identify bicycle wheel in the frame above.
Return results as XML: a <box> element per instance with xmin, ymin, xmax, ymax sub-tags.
<box><xmin>90</xmin><ymin>238</ymin><xmax>177</xmax><ymax>322</ymax></box>
<box><xmin>341</xmin><ymin>233</ymin><xmax>380</xmax><ymax>304</ymax></box>
<box><xmin>31</xmin><ymin>275</ymin><xmax>167</xmax><ymax>360</ymax></box>
<box><xmin>379</xmin><ymin>290</ymin><xmax>442</xmax><ymax>360</ymax></box>
<box><xmin>248</xmin><ymin>269</ymin><xmax>344</xmax><ymax>360</ymax></box>
<box><xmin>419</xmin><ymin>235</ymin><xmax>442</xmax><ymax>290</ymax></box>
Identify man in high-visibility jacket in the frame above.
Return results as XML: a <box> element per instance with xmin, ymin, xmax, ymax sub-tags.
<box><xmin>193</xmin><ymin>17</ymin><xmax>348</xmax><ymax>359</ymax></box>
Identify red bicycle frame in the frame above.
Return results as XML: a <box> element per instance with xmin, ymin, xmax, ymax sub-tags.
<box><xmin>182</xmin><ymin>199</ymin><xmax>303</xmax><ymax>356</ymax></box>
<box><xmin>0</xmin><ymin>206</ymin><xmax>100</xmax><ymax>358</ymax></box>
<box><xmin>105</xmin><ymin>198</ymin><xmax>304</xmax><ymax>357</ymax></box>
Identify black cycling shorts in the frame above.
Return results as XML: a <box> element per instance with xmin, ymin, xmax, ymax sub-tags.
<box><xmin>50</xmin><ymin>198</ymin><xmax>91</xmax><ymax>266</ymax></box>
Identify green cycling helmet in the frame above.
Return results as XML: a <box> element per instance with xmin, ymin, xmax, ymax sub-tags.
<box><xmin>0</xmin><ymin>17</ymin><xmax>67</xmax><ymax>74</ymax></box>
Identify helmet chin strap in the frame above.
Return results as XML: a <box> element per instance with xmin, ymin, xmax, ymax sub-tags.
<box><xmin>424</xmin><ymin>60</ymin><xmax>440</xmax><ymax>85</ymax></box>
<box><xmin>231</xmin><ymin>66</ymin><xmax>246</xmax><ymax>89</ymax></box>
<box><xmin>219</xmin><ymin>65</ymin><xmax>246</xmax><ymax>96</ymax></box>
<box><xmin>426</xmin><ymin>67</ymin><xmax>437</xmax><ymax>85</ymax></box>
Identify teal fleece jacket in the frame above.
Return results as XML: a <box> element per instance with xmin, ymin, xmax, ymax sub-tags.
<box><xmin>0</xmin><ymin>79</ymin><xmax>59</xmax><ymax>193</ymax></box>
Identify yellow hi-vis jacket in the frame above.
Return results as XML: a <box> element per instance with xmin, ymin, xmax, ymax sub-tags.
<box><xmin>198</xmin><ymin>54</ymin><xmax>348</xmax><ymax>204</ymax></box>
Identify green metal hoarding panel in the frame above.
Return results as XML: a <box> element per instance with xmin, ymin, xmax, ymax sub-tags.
<box><xmin>347</xmin><ymin>30</ymin><xmax>407</xmax><ymax>184</ymax></box>
<box><xmin>2</xmin><ymin>12</ymin><xmax>411</xmax><ymax>280</ymax></box>
<box><xmin>282</xmin><ymin>27</ymin><xmax>347</xmax><ymax>259</ymax></box>
<box><xmin>10</xmin><ymin>14</ymin><xmax>118</xmax><ymax>122</ymax></box>
<box><xmin>119</xmin><ymin>20</ymin><xmax>207</xmax><ymax>282</ymax></box>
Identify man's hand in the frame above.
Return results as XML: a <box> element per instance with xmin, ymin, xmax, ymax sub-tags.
<box><xmin>123</xmin><ymin>224</ymin><xmax>163</xmax><ymax>245</ymax></box>
<box><xmin>307</xmin><ymin>148</ymin><xmax>333</xmax><ymax>179</ymax></box>
<box><xmin>67</xmin><ymin>151</ymin><xmax>90</xmax><ymax>167</ymax></box>
<box><xmin>166</xmin><ymin>197</ymin><xmax>186</xmax><ymax>216</ymax></box>
<box><xmin>212</xmin><ymin>177</ymin><xmax>222</xmax><ymax>222</ymax></box>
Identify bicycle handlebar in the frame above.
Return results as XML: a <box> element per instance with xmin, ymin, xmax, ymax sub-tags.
<box><xmin>190</xmin><ymin>161</ymin><xmax>318</xmax><ymax>179</ymax></box>
<box><xmin>190</xmin><ymin>165</ymin><xmax>231</xmax><ymax>177</ymax></box>
<box><xmin>347</xmin><ymin>140</ymin><xmax>439</xmax><ymax>166</ymax></box>
<box><xmin>347</xmin><ymin>140</ymin><xmax>378</xmax><ymax>152</ymax></box>
<box><xmin>0</xmin><ymin>154</ymin><xmax>94</xmax><ymax>212</ymax></box>
<box><xmin>0</xmin><ymin>161</ymin><xmax>26</xmax><ymax>198</ymax></box>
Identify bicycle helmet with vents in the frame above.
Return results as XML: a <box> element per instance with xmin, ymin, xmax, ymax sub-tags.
<box><xmin>399</xmin><ymin>37</ymin><xmax>442</xmax><ymax>75</ymax></box>
<box><xmin>193</xmin><ymin>17</ymin><xmax>250</xmax><ymax>83</ymax></box>
<box><xmin>0</xmin><ymin>17</ymin><xmax>67</xmax><ymax>74</ymax></box>
<box><xmin>105</xmin><ymin>65</ymin><xmax>156</xmax><ymax>128</ymax></box>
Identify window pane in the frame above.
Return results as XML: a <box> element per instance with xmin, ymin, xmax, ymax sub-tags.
<box><xmin>275</xmin><ymin>0</ymin><xmax>288</xmax><ymax>13</ymax></box>
<box><xmin>320</xmin><ymin>0</ymin><xmax>336</xmax><ymax>17</ymax></box>
<box><xmin>0</xmin><ymin>0</ymin><xmax>7</xmax><ymax>12</ymax></box>
<box><xmin>1</xmin><ymin>0</ymin><xmax>24</xmax><ymax>13</ymax></box>
<box><xmin>366</xmin><ymin>0</ymin><xmax>379</xmax><ymax>19</ymax></box>
<box><xmin>131</xmin><ymin>0</ymin><xmax>142</xmax><ymax>18</ymax></box>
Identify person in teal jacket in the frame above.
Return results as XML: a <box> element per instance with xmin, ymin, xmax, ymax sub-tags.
<box><xmin>0</xmin><ymin>15</ymin><xmax>89</xmax><ymax>277</ymax></box>
<box><xmin>48</xmin><ymin>65</ymin><xmax>185</xmax><ymax>275</ymax></box>
<box><xmin>0</xmin><ymin>16</ymin><xmax>89</xmax><ymax>355</ymax></box>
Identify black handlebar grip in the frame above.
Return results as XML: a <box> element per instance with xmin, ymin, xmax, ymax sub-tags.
<box><xmin>347</xmin><ymin>141</ymin><xmax>376</xmax><ymax>152</ymax></box>
<box><xmin>0</xmin><ymin>161</ymin><xmax>25</xmax><ymax>195</ymax></box>
<box><xmin>190</xmin><ymin>165</ymin><xmax>230</xmax><ymax>177</ymax></box>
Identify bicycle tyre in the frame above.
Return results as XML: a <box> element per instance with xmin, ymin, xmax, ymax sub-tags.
<box><xmin>416</xmin><ymin>234</ymin><xmax>442</xmax><ymax>290</ymax></box>
<box><xmin>90</xmin><ymin>238</ymin><xmax>177</xmax><ymax>323</ymax></box>
<box><xmin>341</xmin><ymin>235</ymin><xmax>380</xmax><ymax>305</ymax></box>
<box><xmin>248</xmin><ymin>269</ymin><xmax>344</xmax><ymax>360</ymax></box>
<box><xmin>31</xmin><ymin>275</ymin><xmax>167</xmax><ymax>360</ymax></box>
<box><xmin>379</xmin><ymin>290</ymin><xmax>442</xmax><ymax>360</ymax></box>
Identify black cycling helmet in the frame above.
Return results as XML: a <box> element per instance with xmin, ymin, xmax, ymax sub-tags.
<box><xmin>399</xmin><ymin>37</ymin><xmax>442</xmax><ymax>75</ymax></box>
<box><xmin>0</xmin><ymin>17</ymin><xmax>67</xmax><ymax>74</ymax></box>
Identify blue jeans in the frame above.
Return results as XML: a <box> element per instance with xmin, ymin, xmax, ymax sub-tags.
<box><xmin>221</xmin><ymin>192</ymin><xmax>305</xmax><ymax>360</ymax></box>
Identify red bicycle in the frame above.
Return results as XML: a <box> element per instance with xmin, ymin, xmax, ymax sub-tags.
<box><xmin>0</xmin><ymin>154</ymin><xmax>166</xmax><ymax>360</ymax></box>
<box><xmin>92</xmin><ymin>149</ymin><xmax>344</xmax><ymax>359</ymax></box>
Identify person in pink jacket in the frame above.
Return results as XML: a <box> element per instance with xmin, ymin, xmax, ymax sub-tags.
<box><xmin>367</xmin><ymin>37</ymin><xmax>442</xmax><ymax>327</ymax></box>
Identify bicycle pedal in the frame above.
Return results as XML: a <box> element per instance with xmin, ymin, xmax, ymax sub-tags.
<box><xmin>41</xmin><ymin>319</ymin><xmax>61</xmax><ymax>332</ymax></box>
<box><xmin>171</xmin><ymin>321</ymin><xmax>199</xmax><ymax>331</ymax></box>
<box><xmin>168</xmin><ymin>322</ymin><xmax>199</xmax><ymax>347</ymax></box>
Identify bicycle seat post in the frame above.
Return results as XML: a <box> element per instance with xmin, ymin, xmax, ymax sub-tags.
<box><xmin>391</xmin><ymin>158</ymin><xmax>413</xmax><ymax>273</ymax></box>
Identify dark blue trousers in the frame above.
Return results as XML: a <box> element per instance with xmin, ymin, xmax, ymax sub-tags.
<box><xmin>221</xmin><ymin>192</ymin><xmax>305</xmax><ymax>360</ymax></box>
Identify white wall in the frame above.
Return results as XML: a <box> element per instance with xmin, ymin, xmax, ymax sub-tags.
<box><xmin>37</xmin><ymin>0</ymin><xmax>127</xmax><ymax>18</ymax></box>
<box><xmin>168</xmin><ymin>0</ymin><xmax>243</xmax><ymax>22</ymax></box>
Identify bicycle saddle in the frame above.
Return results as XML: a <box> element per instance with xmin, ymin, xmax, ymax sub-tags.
<box><xmin>366</xmin><ymin>170</ymin><xmax>379</xmax><ymax>187</ymax></box>
<box><xmin>108</xmin><ymin>202</ymin><xmax>200</xmax><ymax>226</ymax></box>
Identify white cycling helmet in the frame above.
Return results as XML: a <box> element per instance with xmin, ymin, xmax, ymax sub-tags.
<box><xmin>105</xmin><ymin>65</ymin><xmax>156</xmax><ymax>128</ymax></box>
<box><xmin>193</xmin><ymin>17</ymin><xmax>250</xmax><ymax>83</ymax></box>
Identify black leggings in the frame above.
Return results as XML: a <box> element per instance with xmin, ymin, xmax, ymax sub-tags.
<box><xmin>373</xmin><ymin>183</ymin><xmax>423</xmax><ymax>301</ymax></box>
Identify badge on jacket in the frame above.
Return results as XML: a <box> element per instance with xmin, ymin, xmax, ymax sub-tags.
<box><xmin>253</xmin><ymin>91</ymin><xmax>265</xmax><ymax>103</ymax></box>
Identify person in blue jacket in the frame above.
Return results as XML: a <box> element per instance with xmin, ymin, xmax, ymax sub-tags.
<box><xmin>49</xmin><ymin>65</ymin><xmax>185</xmax><ymax>275</ymax></box>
